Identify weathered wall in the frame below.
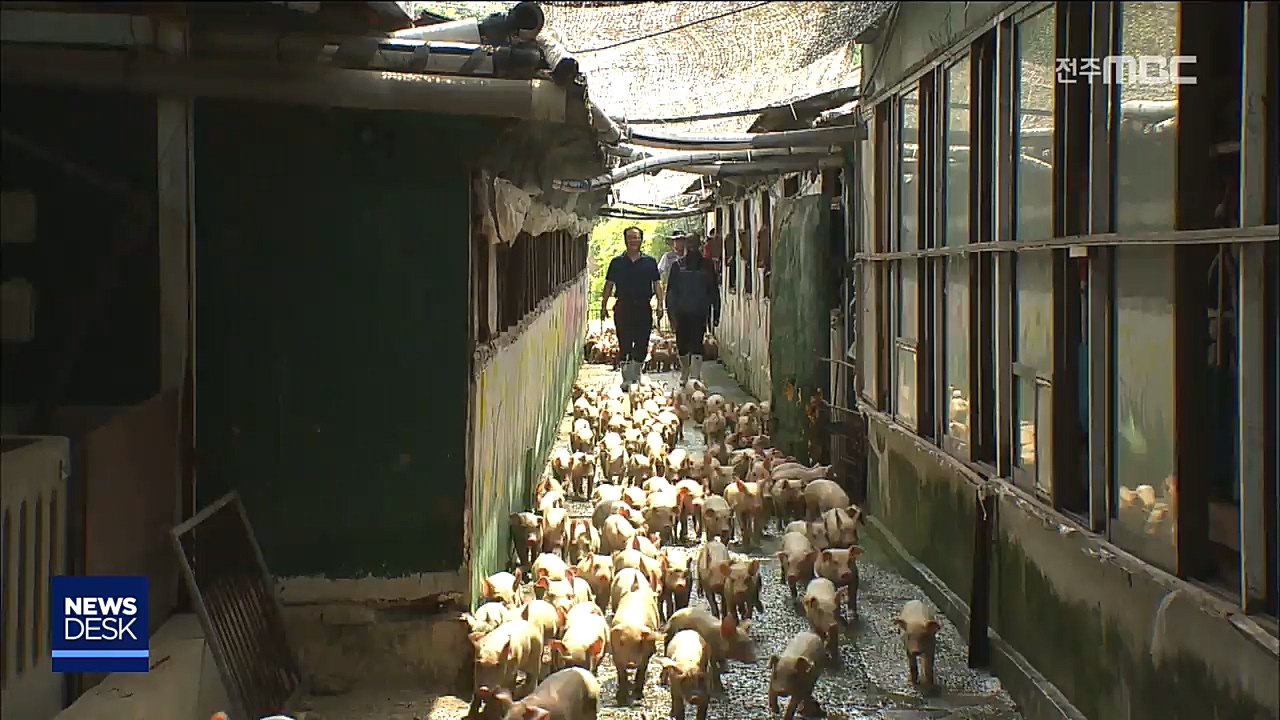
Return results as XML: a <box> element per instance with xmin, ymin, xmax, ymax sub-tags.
<box><xmin>862</xmin><ymin>2</ymin><xmax>1013</xmax><ymax>99</ymax></box>
<box><xmin>864</xmin><ymin>413</ymin><xmax>1280</xmax><ymax>720</ymax></box>
<box><xmin>768</xmin><ymin>194</ymin><xmax>832</xmax><ymax>459</ymax></box>
<box><xmin>468</xmin><ymin>271</ymin><xmax>588</xmax><ymax>603</ymax></box>
<box><xmin>194</xmin><ymin>102</ymin><xmax>492</xmax><ymax>591</ymax></box>
<box><xmin>718</xmin><ymin>287</ymin><xmax>772</xmax><ymax>400</ymax></box>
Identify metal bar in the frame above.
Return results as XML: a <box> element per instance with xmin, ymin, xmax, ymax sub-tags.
<box><xmin>967</xmin><ymin>487</ymin><xmax>994</xmax><ymax>668</ymax></box>
<box><xmin>1086</xmin><ymin>247</ymin><xmax>1113</xmax><ymax>532</ymax></box>
<box><xmin>0</xmin><ymin>45</ymin><xmax>570</xmax><ymax>122</ymax></box>
<box><xmin>852</xmin><ymin>225</ymin><xmax>1280</xmax><ymax>259</ymax></box>
<box><xmin>1236</xmin><ymin>0</ymin><xmax>1274</xmax><ymax>615</ymax></box>
<box><xmin>993</xmin><ymin>18</ymin><xmax>1015</xmax><ymax>477</ymax></box>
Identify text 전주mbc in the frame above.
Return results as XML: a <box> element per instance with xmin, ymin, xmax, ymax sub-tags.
<box><xmin>52</xmin><ymin>575</ymin><xmax>150</xmax><ymax>673</ymax></box>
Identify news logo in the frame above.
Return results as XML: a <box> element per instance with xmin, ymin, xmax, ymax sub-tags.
<box><xmin>51</xmin><ymin>575</ymin><xmax>149</xmax><ymax>673</ymax></box>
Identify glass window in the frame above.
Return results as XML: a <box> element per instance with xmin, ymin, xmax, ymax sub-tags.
<box><xmin>1114</xmin><ymin>2</ymin><xmax>1179</xmax><ymax>233</ymax></box>
<box><xmin>1013</xmin><ymin>250</ymin><xmax>1054</xmax><ymax>492</ymax></box>
<box><xmin>1014</xmin><ymin>251</ymin><xmax>1055</xmax><ymax>370</ymax></box>
<box><xmin>896</xmin><ymin>345</ymin><xmax>918</xmax><ymax>427</ymax></box>
<box><xmin>945</xmin><ymin>59</ymin><xmax>972</xmax><ymax>247</ymax></box>
<box><xmin>859</xmin><ymin>263</ymin><xmax>878</xmax><ymax>402</ymax></box>
<box><xmin>1014</xmin><ymin>7</ymin><xmax>1056</xmax><ymax>242</ymax></box>
<box><xmin>944</xmin><ymin>256</ymin><xmax>971</xmax><ymax>450</ymax></box>
<box><xmin>899</xmin><ymin>260</ymin><xmax>918</xmax><ymax>340</ymax></box>
<box><xmin>1111</xmin><ymin>246</ymin><xmax>1178</xmax><ymax>571</ymax></box>
<box><xmin>899</xmin><ymin>89</ymin><xmax>920</xmax><ymax>251</ymax></box>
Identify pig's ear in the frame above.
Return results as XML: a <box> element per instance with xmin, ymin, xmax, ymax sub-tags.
<box><xmin>534</xmin><ymin>577</ymin><xmax>550</xmax><ymax>589</ymax></box>
<box><xmin>734</xmin><ymin>479</ymin><xmax>746</xmax><ymax>492</ymax></box>
<box><xmin>589</xmin><ymin>636</ymin><xmax>606</xmax><ymax>658</ymax></box>
<box><xmin>719</xmin><ymin>615</ymin><xmax>736</xmax><ymax>637</ymax></box>
<box><xmin>650</xmin><ymin>533</ymin><xmax>661</xmax><ymax>546</ymax></box>
<box><xmin>481</xmin><ymin>579</ymin><xmax>494</xmax><ymax>597</ymax></box>
<box><xmin>509</xmin><ymin>512</ymin><xmax>521</xmax><ymax>523</ymax></box>
<box><xmin>821</xmin><ymin>550</ymin><xmax>834</xmax><ymax>563</ymax></box>
<box><xmin>718</xmin><ymin>561</ymin><xmax>732</xmax><ymax>576</ymax></box>
<box><xmin>547</xmin><ymin>639</ymin><xmax>567</xmax><ymax>653</ymax></box>
<box><xmin>565</xmin><ymin>567</ymin><xmax>578</xmax><ymax>582</ymax></box>
<box><xmin>794</xmin><ymin>657</ymin><xmax>813</xmax><ymax>674</ymax></box>
<box><xmin>468</xmin><ymin>631</ymin><xmax>487</xmax><ymax>647</ymax></box>
<box><xmin>804</xmin><ymin>595</ymin><xmax>819</xmax><ymax>609</ymax></box>
<box><xmin>925</xmin><ymin>620</ymin><xmax>942</xmax><ymax>635</ymax></box>
<box><xmin>747</xmin><ymin>559</ymin><xmax>760</xmax><ymax>577</ymax></box>
<box><xmin>892</xmin><ymin>617</ymin><xmax>908</xmax><ymax>631</ymax></box>
<box><xmin>767</xmin><ymin>654</ymin><xmax>780</xmax><ymax>670</ymax></box>
<box><xmin>775</xmin><ymin>551</ymin><xmax>787</xmax><ymax>563</ymax></box>
<box><xmin>850</xmin><ymin>545</ymin><xmax>864</xmax><ymax>556</ymax></box>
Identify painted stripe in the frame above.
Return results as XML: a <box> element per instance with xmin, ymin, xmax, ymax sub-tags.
<box><xmin>52</xmin><ymin>649</ymin><xmax>150</xmax><ymax>658</ymax></box>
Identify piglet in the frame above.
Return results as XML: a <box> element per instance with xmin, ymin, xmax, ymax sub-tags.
<box><xmin>482</xmin><ymin>570</ymin><xmax>522</xmax><ymax>608</ymax></box>
<box><xmin>768</xmin><ymin>631</ymin><xmax>826</xmax><ymax>720</ymax></box>
<box><xmin>547</xmin><ymin>613</ymin><xmax>609</xmax><ymax>673</ymax></box>
<box><xmin>894</xmin><ymin>599</ymin><xmax>942</xmax><ymax>691</ymax></box>
<box><xmin>659</xmin><ymin>547</ymin><xmax>693</xmax><ymax>621</ymax></box>
<box><xmin>801</xmin><ymin>578</ymin><xmax>844</xmax><ymax>655</ymax></box>
<box><xmin>815</xmin><ymin>546</ymin><xmax>862</xmax><ymax>620</ymax></box>
<box><xmin>609</xmin><ymin>587</ymin><xmax>662</xmax><ymax>705</ymax></box>
<box><xmin>510</xmin><ymin>513</ymin><xmax>543</xmax><ymax>568</ymax></box>
<box><xmin>777</xmin><ymin>531</ymin><xmax>818</xmax><ymax>599</ymax></box>
<box><xmin>469</xmin><ymin>618</ymin><xmax>544</xmax><ymax>718</ymax></box>
<box><xmin>659</xmin><ymin>630</ymin><xmax>716</xmax><ymax>720</ymax></box>
<box><xmin>491</xmin><ymin>667</ymin><xmax>600</xmax><ymax>720</ymax></box>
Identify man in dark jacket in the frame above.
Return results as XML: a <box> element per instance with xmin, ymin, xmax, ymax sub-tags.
<box><xmin>664</xmin><ymin>235</ymin><xmax>720</xmax><ymax>384</ymax></box>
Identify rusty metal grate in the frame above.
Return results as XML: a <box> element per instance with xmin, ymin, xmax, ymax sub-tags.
<box><xmin>172</xmin><ymin>492</ymin><xmax>302</xmax><ymax>720</ymax></box>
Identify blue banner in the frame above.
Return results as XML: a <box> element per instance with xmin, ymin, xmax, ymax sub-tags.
<box><xmin>51</xmin><ymin>575</ymin><xmax>149</xmax><ymax>673</ymax></box>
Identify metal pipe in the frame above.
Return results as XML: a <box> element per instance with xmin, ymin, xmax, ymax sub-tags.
<box><xmin>591</xmin><ymin>101</ymin><xmax>624</xmax><ymax>145</ymax></box>
<box><xmin>623</xmin><ymin>124</ymin><xmax>862</xmax><ymax>151</ymax></box>
<box><xmin>392</xmin><ymin>18</ymin><xmax>483</xmax><ymax>43</ymax></box>
<box><xmin>553</xmin><ymin>147</ymin><xmax>839</xmax><ymax>192</ymax></box>
<box><xmin>0</xmin><ymin>45</ymin><xmax>572</xmax><ymax>122</ymax></box>
<box><xmin>600</xmin><ymin>205</ymin><xmax>713</xmax><ymax>219</ymax></box>
<box><xmin>669</xmin><ymin>156</ymin><xmax>844</xmax><ymax>177</ymax></box>
<box><xmin>534</xmin><ymin>26</ymin><xmax>580</xmax><ymax>85</ymax></box>
<box><xmin>394</xmin><ymin>2</ymin><xmax>544</xmax><ymax>45</ymax></box>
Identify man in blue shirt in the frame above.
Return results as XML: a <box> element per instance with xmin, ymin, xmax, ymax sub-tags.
<box><xmin>600</xmin><ymin>226</ymin><xmax>663</xmax><ymax>390</ymax></box>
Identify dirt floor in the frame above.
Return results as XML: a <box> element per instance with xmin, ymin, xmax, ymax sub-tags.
<box><xmin>302</xmin><ymin>360</ymin><xmax>1023</xmax><ymax>720</ymax></box>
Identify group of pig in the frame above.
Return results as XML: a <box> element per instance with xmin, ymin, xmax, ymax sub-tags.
<box><xmin>583</xmin><ymin>327</ymin><xmax>720</xmax><ymax>369</ymax></box>
<box><xmin>463</xmin><ymin>377</ymin><xmax>944</xmax><ymax>720</ymax></box>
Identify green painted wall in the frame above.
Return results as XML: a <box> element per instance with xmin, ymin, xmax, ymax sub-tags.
<box><xmin>194</xmin><ymin>102</ymin><xmax>504</xmax><ymax>579</ymax></box>
<box><xmin>768</xmin><ymin>194</ymin><xmax>831</xmax><ymax>460</ymax></box>
<box><xmin>865</xmin><ymin>415</ymin><xmax>1279</xmax><ymax>720</ymax></box>
<box><xmin>468</xmin><ymin>274</ymin><xmax>587</xmax><ymax>604</ymax></box>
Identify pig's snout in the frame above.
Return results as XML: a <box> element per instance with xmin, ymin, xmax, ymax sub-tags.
<box><xmin>686</xmin><ymin>690</ymin><xmax>709</xmax><ymax>706</ymax></box>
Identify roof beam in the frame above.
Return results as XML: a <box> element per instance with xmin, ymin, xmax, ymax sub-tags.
<box><xmin>0</xmin><ymin>44</ymin><xmax>573</xmax><ymax>121</ymax></box>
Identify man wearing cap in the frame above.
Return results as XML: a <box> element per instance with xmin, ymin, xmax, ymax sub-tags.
<box><xmin>657</xmin><ymin>231</ymin><xmax>687</xmax><ymax>332</ymax></box>
<box><xmin>601</xmin><ymin>226</ymin><xmax>662</xmax><ymax>390</ymax></box>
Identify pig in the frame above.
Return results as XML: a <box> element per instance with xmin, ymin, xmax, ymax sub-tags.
<box><xmin>564</xmin><ymin>601</ymin><xmax>602</xmax><ymax>626</ymax></box>
<box><xmin>815</xmin><ymin>546</ymin><xmax>862</xmax><ymax>620</ymax></box>
<box><xmin>803</xmin><ymin>479</ymin><xmax>848</xmax><ymax>521</ymax></box>
<box><xmin>510</xmin><ymin>512</ymin><xmax>543</xmax><ymax>568</ymax></box>
<box><xmin>490</xmin><ymin>667</ymin><xmax>600</xmax><ymax>720</ymax></box>
<box><xmin>659</xmin><ymin>629</ymin><xmax>716</xmax><ymax>720</ymax></box>
<box><xmin>771</xmin><ymin>478</ymin><xmax>807</xmax><ymax>525</ymax></box>
<box><xmin>721</xmin><ymin>556</ymin><xmax>762</xmax><ymax>623</ymax></box>
<box><xmin>622</xmin><ymin>485</ymin><xmax>649</xmax><ymax>510</ymax></box>
<box><xmin>602</xmin><ymin>441</ymin><xmax>627</xmax><ymax>484</ymax></box>
<box><xmin>550</xmin><ymin>445</ymin><xmax>570</xmax><ymax>479</ymax></box>
<box><xmin>776</xmin><ymin>531</ymin><xmax>818</xmax><ymax>599</ymax></box>
<box><xmin>532</xmin><ymin>552</ymin><xmax>569</xmax><ymax>582</ymax></box>
<box><xmin>482</xmin><ymin>570</ymin><xmax>522</xmax><ymax>607</ymax></box>
<box><xmin>629</xmin><ymin>533</ymin><xmax>661</xmax><ymax>559</ymax></box>
<box><xmin>538</xmin><ymin>488</ymin><xmax>565</xmax><ymax>514</ymax></box>
<box><xmin>535</xmin><ymin>475</ymin><xmax>564</xmax><ymax>507</ymax></box>
<box><xmin>659</xmin><ymin>546</ymin><xmax>693</xmax><ymax>621</ymax></box>
<box><xmin>801</xmin><ymin>578</ymin><xmax>845</xmax><ymax>655</ymax></box>
<box><xmin>468</xmin><ymin>618</ymin><xmax>544</xmax><ymax>718</ymax></box>
<box><xmin>571</xmin><ymin>418</ymin><xmax>594</xmax><ymax>453</ymax></box>
<box><xmin>666</xmin><ymin>448</ymin><xmax>690</xmax><ymax>480</ymax></box>
<box><xmin>768</xmin><ymin>631</ymin><xmax>826</xmax><ymax>720</ymax></box>
<box><xmin>664</xmin><ymin>607</ymin><xmax>757</xmax><ymax>671</ymax></box>
<box><xmin>894</xmin><ymin>599</ymin><xmax>942</xmax><ymax>691</ymax></box>
<box><xmin>609</xmin><ymin>567</ymin><xmax>652</xmax><ymax>613</ymax></box>
<box><xmin>695</xmin><ymin>538</ymin><xmax>731</xmax><ymax>617</ymax></box>
<box><xmin>520</xmin><ymin>598</ymin><xmax>567</xmax><ymax>642</ymax></box>
<box><xmin>592</xmin><ymin>499</ymin><xmax>633</xmax><ymax>532</ymax></box>
<box><xmin>541</xmin><ymin>507</ymin><xmax>570</xmax><ymax>558</ymax></box>
<box><xmin>609</xmin><ymin>585</ymin><xmax>662</xmax><ymax>705</ymax></box>
<box><xmin>601</xmin><ymin>512</ymin><xmax>638</xmax><ymax>554</ymax></box>
<box><xmin>723</xmin><ymin>479</ymin><xmax>764</xmax><ymax>547</ymax></box>
<box><xmin>820</xmin><ymin>504</ymin><xmax>863</xmax><ymax>547</ymax></box>
<box><xmin>462</xmin><ymin>601</ymin><xmax>512</xmax><ymax>637</ymax></box>
<box><xmin>702</xmin><ymin>411</ymin><xmax>727</xmax><ymax>444</ymax></box>
<box><xmin>591</xmin><ymin>483</ymin><xmax>623</xmax><ymax>505</ymax></box>
<box><xmin>643</xmin><ymin>476</ymin><xmax>676</xmax><ymax>494</ymax></box>
<box><xmin>533</xmin><ymin>571</ymin><xmax>579</xmax><ymax>612</ymax></box>
<box><xmin>644</xmin><ymin>490</ymin><xmax>680</xmax><ymax>545</ymax></box>
<box><xmin>569</xmin><ymin>451</ymin><xmax>597</xmax><ymax>498</ymax></box>
<box><xmin>674</xmin><ymin>479</ymin><xmax>705</xmax><ymax>541</ymax></box>
<box><xmin>700</xmin><ymin>495</ymin><xmax>733</xmax><ymax>542</ymax></box>
<box><xmin>565</xmin><ymin>517</ymin><xmax>599</xmax><ymax>565</ymax></box>
<box><xmin>547</xmin><ymin>613</ymin><xmax>609</xmax><ymax>673</ymax></box>
<box><xmin>575</xmin><ymin>554</ymin><xmax>614</xmax><ymax>611</ymax></box>
<box><xmin>627</xmin><ymin>452</ymin><xmax>653</xmax><ymax>485</ymax></box>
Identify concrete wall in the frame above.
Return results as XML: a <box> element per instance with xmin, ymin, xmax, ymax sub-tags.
<box><xmin>864</xmin><ymin>413</ymin><xmax>1279</xmax><ymax>720</ymax></box>
<box><xmin>467</xmin><ymin>271</ymin><xmax>588</xmax><ymax>603</ymax></box>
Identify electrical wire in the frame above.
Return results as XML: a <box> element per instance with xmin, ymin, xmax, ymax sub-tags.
<box><xmin>568</xmin><ymin>1</ymin><xmax>771</xmax><ymax>54</ymax></box>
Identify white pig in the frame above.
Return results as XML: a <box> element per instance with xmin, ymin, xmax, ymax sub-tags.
<box><xmin>801</xmin><ymin>578</ymin><xmax>845</xmax><ymax>654</ymax></box>
<box><xmin>547</xmin><ymin>613</ymin><xmax>609</xmax><ymax>673</ymax></box>
<box><xmin>659</xmin><ymin>629</ymin><xmax>716</xmax><ymax>720</ymax></box>
<box><xmin>894</xmin><ymin>599</ymin><xmax>942</xmax><ymax>691</ymax></box>
<box><xmin>492</xmin><ymin>666</ymin><xmax>600</xmax><ymax>720</ymax></box>
<box><xmin>815</xmin><ymin>546</ymin><xmax>862</xmax><ymax>620</ymax></box>
<box><xmin>768</xmin><ymin>630</ymin><xmax>826</xmax><ymax>720</ymax></box>
<box><xmin>468</xmin><ymin>618</ymin><xmax>544</xmax><ymax>718</ymax></box>
<box><xmin>776</xmin><ymin>531</ymin><xmax>818</xmax><ymax>599</ymax></box>
<box><xmin>609</xmin><ymin>587</ymin><xmax>662</xmax><ymax>705</ymax></box>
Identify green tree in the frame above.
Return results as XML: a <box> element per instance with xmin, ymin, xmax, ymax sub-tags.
<box><xmin>587</xmin><ymin>216</ymin><xmax>705</xmax><ymax>312</ymax></box>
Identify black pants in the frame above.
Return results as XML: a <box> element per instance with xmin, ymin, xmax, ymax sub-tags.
<box><xmin>614</xmin><ymin>300</ymin><xmax>653</xmax><ymax>363</ymax></box>
<box><xmin>674</xmin><ymin>312</ymin><xmax>707</xmax><ymax>357</ymax></box>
